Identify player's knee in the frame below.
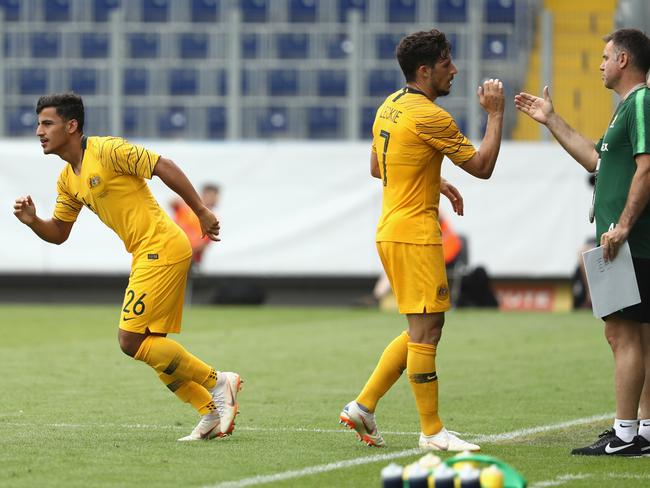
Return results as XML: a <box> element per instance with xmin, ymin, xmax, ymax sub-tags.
<box><xmin>118</xmin><ymin>330</ymin><xmax>141</xmax><ymax>358</ymax></box>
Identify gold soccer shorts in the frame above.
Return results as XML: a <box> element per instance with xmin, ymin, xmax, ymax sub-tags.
<box><xmin>118</xmin><ymin>257</ymin><xmax>191</xmax><ymax>334</ymax></box>
<box><xmin>376</xmin><ymin>241</ymin><xmax>450</xmax><ymax>314</ymax></box>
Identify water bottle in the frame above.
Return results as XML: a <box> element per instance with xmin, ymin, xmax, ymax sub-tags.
<box><xmin>380</xmin><ymin>463</ymin><xmax>403</xmax><ymax>488</ymax></box>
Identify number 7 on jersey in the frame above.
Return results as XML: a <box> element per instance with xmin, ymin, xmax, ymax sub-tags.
<box><xmin>379</xmin><ymin>130</ymin><xmax>390</xmax><ymax>186</ymax></box>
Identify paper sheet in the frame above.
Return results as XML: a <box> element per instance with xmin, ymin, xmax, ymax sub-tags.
<box><xmin>582</xmin><ymin>241</ymin><xmax>641</xmax><ymax>318</ymax></box>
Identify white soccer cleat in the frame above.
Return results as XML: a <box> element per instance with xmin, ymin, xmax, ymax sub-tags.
<box><xmin>210</xmin><ymin>371</ymin><xmax>242</xmax><ymax>435</ymax></box>
<box><xmin>418</xmin><ymin>427</ymin><xmax>480</xmax><ymax>451</ymax></box>
<box><xmin>339</xmin><ymin>401</ymin><xmax>386</xmax><ymax>447</ymax></box>
<box><xmin>177</xmin><ymin>411</ymin><xmax>223</xmax><ymax>441</ymax></box>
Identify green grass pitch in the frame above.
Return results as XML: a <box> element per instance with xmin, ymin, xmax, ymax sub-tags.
<box><xmin>1</xmin><ymin>305</ymin><xmax>648</xmax><ymax>487</ymax></box>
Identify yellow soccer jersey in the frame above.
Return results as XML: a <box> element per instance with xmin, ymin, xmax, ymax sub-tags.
<box><xmin>53</xmin><ymin>136</ymin><xmax>191</xmax><ymax>267</ymax></box>
<box><xmin>373</xmin><ymin>87</ymin><xmax>476</xmax><ymax>244</ymax></box>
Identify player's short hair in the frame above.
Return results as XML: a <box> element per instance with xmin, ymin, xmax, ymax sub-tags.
<box><xmin>604</xmin><ymin>29</ymin><xmax>650</xmax><ymax>75</ymax></box>
<box><xmin>202</xmin><ymin>184</ymin><xmax>220</xmax><ymax>194</ymax></box>
<box><xmin>396</xmin><ymin>29</ymin><xmax>451</xmax><ymax>82</ymax></box>
<box><xmin>36</xmin><ymin>93</ymin><xmax>85</xmax><ymax>132</ymax></box>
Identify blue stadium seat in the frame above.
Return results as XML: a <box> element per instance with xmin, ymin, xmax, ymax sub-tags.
<box><xmin>376</xmin><ymin>33</ymin><xmax>403</xmax><ymax>59</ymax></box>
<box><xmin>241</xmin><ymin>33</ymin><xmax>259</xmax><ymax>59</ymax></box>
<box><xmin>0</xmin><ymin>0</ymin><xmax>20</xmax><ymax>21</ymax></box>
<box><xmin>208</xmin><ymin>107</ymin><xmax>226</xmax><ymax>138</ymax></box>
<box><xmin>179</xmin><ymin>33</ymin><xmax>208</xmax><ymax>59</ymax></box>
<box><xmin>447</xmin><ymin>32</ymin><xmax>459</xmax><ymax>58</ymax></box>
<box><xmin>360</xmin><ymin>106</ymin><xmax>376</xmax><ymax>138</ymax></box>
<box><xmin>437</xmin><ymin>0</ymin><xmax>466</xmax><ymax>23</ymax></box>
<box><xmin>19</xmin><ymin>68</ymin><xmax>48</xmax><ymax>94</ymax></box>
<box><xmin>307</xmin><ymin>107</ymin><xmax>341</xmax><ymax>138</ymax></box>
<box><xmin>159</xmin><ymin>107</ymin><xmax>188</xmax><ymax>136</ymax></box>
<box><xmin>388</xmin><ymin>0</ymin><xmax>415</xmax><ymax>23</ymax></box>
<box><xmin>483</xmin><ymin>33</ymin><xmax>508</xmax><ymax>59</ymax></box>
<box><xmin>276</xmin><ymin>33</ymin><xmax>309</xmax><ymax>59</ymax></box>
<box><xmin>258</xmin><ymin>107</ymin><xmax>289</xmax><ymax>137</ymax></box>
<box><xmin>214</xmin><ymin>69</ymin><xmax>227</xmax><ymax>95</ymax></box>
<box><xmin>455</xmin><ymin>115</ymin><xmax>468</xmax><ymax>135</ymax></box>
<box><xmin>7</xmin><ymin>106</ymin><xmax>37</xmax><ymax>136</ymax></box>
<box><xmin>486</xmin><ymin>0</ymin><xmax>515</xmax><ymax>23</ymax></box>
<box><xmin>44</xmin><ymin>0</ymin><xmax>71</xmax><ymax>22</ymax></box>
<box><xmin>122</xmin><ymin>106</ymin><xmax>138</xmax><ymax>136</ymax></box>
<box><xmin>81</xmin><ymin>32</ymin><xmax>109</xmax><ymax>58</ymax></box>
<box><xmin>30</xmin><ymin>33</ymin><xmax>60</xmax><ymax>58</ymax></box>
<box><xmin>326</xmin><ymin>34</ymin><xmax>350</xmax><ymax>59</ymax></box>
<box><xmin>169</xmin><ymin>69</ymin><xmax>198</xmax><ymax>95</ymax></box>
<box><xmin>268</xmin><ymin>69</ymin><xmax>298</xmax><ymax>96</ymax></box>
<box><xmin>4</xmin><ymin>32</ymin><xmax>12</xmax><ymax>56</ymax></box>
<box><xmin>93</xmin><ymin>0</ymin><xmax>120</xmax><ymax>22</ymax></box>
<box><xmin>241</xmin><ymin>69</ymin><xmax>253</xmax><ymax>95</ymax></box>
<box><xmin>339</xmin><ymin>0</ymin><xmax>366</xmax><ymax>22</ymax></box>
<box><xmin>289</xmin><ymin>0</ymin><xmax>316</xmax><ymax>22</ymax></box>
<box><xmin>143</xmin><ymin>0</ymin><xmax>169</xmax><ymax>22</ymax></box>
<box><xmin>128</xmin><ymin>33</ymin><xmax>159</xmax><ymax>58</ymax></box>
<box><xmin>241</xmin><ymin>0</ymin><xmax>267</xmax><ymax>22</ymax></box>
<box><xmin>123</xmin><ymin>68</ymin><xmax>148</xmax><ymax>95</ymax></box>
<box><xmin>191</xmin><ymin>0</ymin><xmax>219</xmax><ymax>22</ymax></box>
<box><xmin>367</xmin><ymin>69</ymin><xmax>401</xmax><ymax>97</ymax></box>
<box><xmin>68</xmin><ymin>68</ymin><xmax>98</xmax><ymax>94</ymax></box>
<box><xmin>317</xmin><ymin>70</ymin><xmax>346</xmax><ymax>97</ymax></box>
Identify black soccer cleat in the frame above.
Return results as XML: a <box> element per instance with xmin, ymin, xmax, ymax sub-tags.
<box><xmin>639</xmin><ymin>435</ymin><xmax>650</xmax><ymax>456</ymax></box>
<box><xmin>571</xmin><ymin>429</ymin><xmax>641</xmax><ymax>456</ymax></box>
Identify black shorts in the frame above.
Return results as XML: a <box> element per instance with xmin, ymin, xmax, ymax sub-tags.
<box><xmin>610</xmin><ymin>256</ymin><xmax>650</xmax><ymax>323</ymax></box>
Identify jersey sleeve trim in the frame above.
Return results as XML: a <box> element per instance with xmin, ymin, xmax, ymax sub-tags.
<box><xmin>634</xmin><ymin>89</ymin><xmax>647</xmax><ymax>153</ymax></box>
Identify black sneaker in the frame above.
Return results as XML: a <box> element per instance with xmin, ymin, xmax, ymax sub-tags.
<box><xmin>639</xmin><ymin>435</ymin><xmax>650</xmax><ymax>456</ymax></box>
<box><xmin>571</xmin><ymin>429</ymin><xmax>641</xmax><ymax>456</ymax></box>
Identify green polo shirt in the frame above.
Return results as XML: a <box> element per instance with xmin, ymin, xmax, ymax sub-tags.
<box><xmin>595</xmin><ymin>85</ymin><xmax>650</xmax><ymax>258</ymax></box>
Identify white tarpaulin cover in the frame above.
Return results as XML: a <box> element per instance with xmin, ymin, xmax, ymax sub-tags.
<box><xmin>1</xmin><ymin>140</ymin><xmax>594</xmax><ymax>277</ymax></box>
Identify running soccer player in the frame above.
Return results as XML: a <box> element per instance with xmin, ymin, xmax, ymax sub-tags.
<box><xmin>340</xmin><ymin>29</ymin><xmax>504</xmax><ymax>451</ymax></box>
<box><xmin>13</xmin><ymin>93</ymin><xmax>241</xmax><ymax>442</ymax></box>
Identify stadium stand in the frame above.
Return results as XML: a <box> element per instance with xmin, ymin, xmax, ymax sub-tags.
<box><xmin>512</xmin><ymin>0</ymin><xmax>615</xmax><ymax>141</ymax></box>
<box><xmin>179</xmin><ymin>33</ymin><xmax>209</xmax><ymax>59</ymax></box>
<box><xmin>68</xmin><ymin>68</ymin><xmax>98</xmax><ymax>94</ymax></box>
<box><xmin>44</xmin><ymin>0</ymin><xmax>72</xmax><ymax>22</ymax></box>
<box><xmin>0</xmin><ymin>0</ymin><xmax>537</xmax><ymax>139</ymax></box>
<box><xmin>123</xmin><ymin>68</ymin><xmax>148</xmax><ymax>95</ymax></box>
<box><xmin>289</xmin><ymin>0</ymin><xmax>316</xmax><ymax>23</ymax></box>
<box><xmin>388</xmin><ymin>0</ymin><xmax>416</xmax><ymax>23</ymax></box>
<box><xmin>437</xmin><ymin>0</ymin><xmax>467</xmax><ymax>23</ymax></box>
<box><xmin>142</xmin><ymin>0</ymin><xmax>169</xmax><ymax>22</ymax></box>
<box><xmin>80</xmin><ymin>32</ymin><xmax>110</xmax><ymax>58</ymax></box>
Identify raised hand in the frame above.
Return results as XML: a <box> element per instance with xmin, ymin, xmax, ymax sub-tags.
<box><xmin>478</xmin><ymin>78</ymin><xmax>505</xmax><ymax>116</ymax></box>
<box><xmin>514</xmin><ymin>86</ymin><xmax>554</xmax><ymax>124</ymax></box>
<box><xmin>13</xmin><ymin>195</ymin><xmax>37</xmax><ymax>226</ymax></box>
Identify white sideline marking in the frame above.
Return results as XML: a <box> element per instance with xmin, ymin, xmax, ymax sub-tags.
<box><xmin>204</xmin><ymin>412</ymin><xmax>615</xmax><ymax>488</ymax></box>
<box><xmin>205</xmin><ymin>448</ymin><xmax>423</xmax><ymax>488</ymax></box>
<box><xmin>529</xmin><ymin>474</ymin><xmax>591</xmax><ymax>487</ymax></box>
<box><xmin>471</xmin><ymin>412</ymin><xmax>614</xmax><ymax>443</ymax></box>
<box><xmin>530</xmin><ymin>472</ymin><xmax>650</xmax><ymax>488</ymax></box>
<box><xmin>1</xmin><ymin>421</ymin><xmax>421</xmax><ymax>435</ymax></box>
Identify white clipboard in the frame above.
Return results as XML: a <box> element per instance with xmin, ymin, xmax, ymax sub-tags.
<box><xmin>582</xmin><ymin>240</ymin><xmax>641</xmax><ymax>318</ymax></box>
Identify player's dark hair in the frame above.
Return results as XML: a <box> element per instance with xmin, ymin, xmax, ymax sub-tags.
<box><xmin>396</xmin><ymin>29</ymin><xmax>451</xmax><ymax>82</ymax></box>
<box><xmin>604</xmin><ymin>28</ymin><xmax>650</xmax><ymax>75</ymax></box>
<box><xmin>36</xmin><ymin>93</ymin><xmax>85</xmax><ymax>132</ymax></box>
<box><xmin>202</xmin><ymin>184</ymin><xmax>220</xmax><ymax>194</ymax></box>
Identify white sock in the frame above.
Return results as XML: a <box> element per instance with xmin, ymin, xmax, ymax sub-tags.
<box><xmin>639</xmin><ymin>419</ymin><xmax>650</xmax><ymax>441</ymax></box>
<box><xmin>614</xmin><ymin>418</ymin><xmax>638</xmax><ymax>442</ymax></box>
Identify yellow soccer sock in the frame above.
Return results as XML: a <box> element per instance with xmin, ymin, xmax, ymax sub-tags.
<box><xmin>407</xmin><ymin>342</ymin><xmax>442</xmax><ymax>436</ymax></box>
<box><xmin>134</xmin><ymin>335</ymin><xmax>216</xmax><ymax>389</ymax></box>
<box><xmin>355</xmin><ymin>331</ymin><xmax>409</xmax><ymax>412</ymax></box>
<box><xmin>158</xmin><ymin>373</ymin><xmax>215</xmax><ymax>415</ymax></box>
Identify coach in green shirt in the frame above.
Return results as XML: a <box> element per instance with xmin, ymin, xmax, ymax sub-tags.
<box><xmin>515</xmin><ymin>28</ymin><xmax>650</xmax><ymax>457</ymax></box>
